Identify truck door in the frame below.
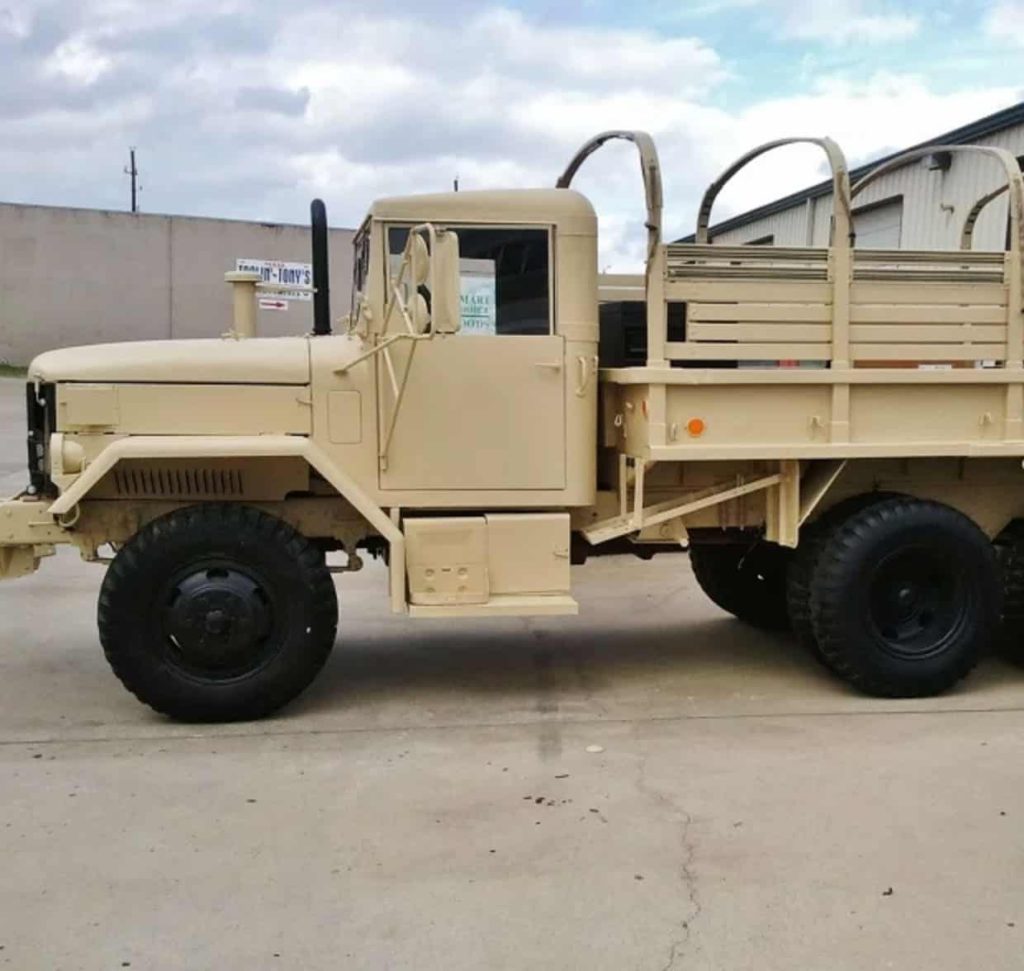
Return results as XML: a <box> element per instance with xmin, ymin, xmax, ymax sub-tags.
<box><xmin>378</xmin><ymin>225</ymin><xmax>566</xmax><ymax>492</ymax></box>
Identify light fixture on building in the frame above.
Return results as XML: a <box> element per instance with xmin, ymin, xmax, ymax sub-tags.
<box><xmin>923</xmin><ymin>151</ymin><xmax>953</xmax><ymax>172</ymax></box>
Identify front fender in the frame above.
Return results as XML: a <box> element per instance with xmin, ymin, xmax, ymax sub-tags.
<box><xmin>45</xmin><ymin>435</ymin><xmax>407</xmax><ymax>610</ymax></box>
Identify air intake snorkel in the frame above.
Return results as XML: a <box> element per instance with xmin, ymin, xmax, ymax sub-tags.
<box><xmin>310</xmin><ymin>198</ymin><xmax>331</xmax><ymax>336</ymax></box>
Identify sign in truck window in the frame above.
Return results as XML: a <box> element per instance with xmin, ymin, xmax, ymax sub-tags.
<box><xmin>458</xmin><ymin>259</ymin><xmax>496</xmax><ymax>335</ymax></box>
<box><xmin>236</xmin><ymin>259</ymin><xmax>313</xmax><ymax>302</ymax></box>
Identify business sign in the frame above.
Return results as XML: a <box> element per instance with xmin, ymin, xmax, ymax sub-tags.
<box><xmin>235</xmin><ymin>258</ymin><xmax>312</xmax><ymax>302</ymax></box>
<box><xmin>459</xmin><ymin>258</ymin><xmax>496</xmax><ymax>335</ymax></box>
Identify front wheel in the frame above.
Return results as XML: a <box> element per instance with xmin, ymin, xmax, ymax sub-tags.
<box><xmin>810</xmin><ymin>498</ymin><xmax>998</xmax><ymax>697</ymax></box>
<box><xmin>98</xmin><ymin>504</ymin><xmax>338</xmax><ymax>722</ymax></box>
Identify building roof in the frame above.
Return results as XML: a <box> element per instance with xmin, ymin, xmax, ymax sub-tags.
<box><xmin>679</xmin><ymin>99</ymin><xmax>1024</xmax><ymax>242</ymax></box>
<box><xmin>0</xmin><ymin>199</ymin><xmax>354</xmax><ymax>234</ymax></box>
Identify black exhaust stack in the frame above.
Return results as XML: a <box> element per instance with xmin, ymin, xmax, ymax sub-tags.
<box><xmin>310</xmin><ymin>198</ymin><xmax>331</xmax><ymax>335</ymax></box>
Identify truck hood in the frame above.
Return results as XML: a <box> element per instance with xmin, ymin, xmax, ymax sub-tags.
<box><xmin>29</xmin><ymin>337</ymin><xmax>311</xmax><ymax>385</ymax></box>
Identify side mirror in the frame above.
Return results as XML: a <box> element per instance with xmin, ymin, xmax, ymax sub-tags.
<box><xmin>409</xmin><ymin>235</ymin><xmax>430</xmax><ymax>288</ymax></box>
<box><xmin>431</xmin><ymin>230</ymin><xmax>461</xmax><ymax>335</ymax></box>
<box><xmin>410</xmin><ymin>293</ymin><xmax>430</xmax><ymax>335</ymax></box>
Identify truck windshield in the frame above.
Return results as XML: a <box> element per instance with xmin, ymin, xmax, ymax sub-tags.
<box><xmin>387</xmin><ymin>225</ymin><xmax>550</xmax><ymax>336</ymax></box>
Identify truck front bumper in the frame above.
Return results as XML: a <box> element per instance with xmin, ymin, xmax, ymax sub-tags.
<box><xmin>0</xmin><ymin>494</ymin><xmax>66</xmax><ymax>580</ymax></box>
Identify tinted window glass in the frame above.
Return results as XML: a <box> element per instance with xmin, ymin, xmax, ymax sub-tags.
<box><xmin>389</xmin><ymin>226</ymin><xmax>550</xmax><ymax>336</ymax></box>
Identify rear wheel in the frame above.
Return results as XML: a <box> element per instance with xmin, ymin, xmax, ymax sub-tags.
<box><xmin>689</xmin><ymin>538</ymin><xmax>791</xmax><ymax>631</ymax></box>
<box><xmin>787</xmin><ymin>493</ymin><xmax>901</xmax><ymax>662</ymax></box>
<box><xmin>98</xmin><ymin>504</ymin><xmax>338</xmax><ymax>722</ymax></box>
<box><xmin>994</xmin><ymin>520</ymin><xmax>1024</xmax><ymax>657</ymax></box>
<box><xmin>809</xmin><ymin>498</ymin><xmax>998</xmax><ymax>697</ymax></box>
<box><xmin>786</xmin><ymin>525</ymin><xmax>830</xmax><ymax>655</ymax></box>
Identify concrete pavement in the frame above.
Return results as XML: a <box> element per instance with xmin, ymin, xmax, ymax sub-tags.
<box><xmin>2</xmin><ymin>376</ymin><xmax>1024</xmax><ymax>970</ymax></box>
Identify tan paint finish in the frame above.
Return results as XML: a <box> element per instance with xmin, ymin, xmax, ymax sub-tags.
<box><xmin>0</xmin><ymin>497</ymin><xmax>67</xmax><ymax>545</ymax></box>
<box><xmin>370</xmin><ymin>189</ymin><xmax>597</xmax><ymax>237</ymax></box>
<box><xmin>85</xmin><ymin>456</ymin><xmax>310</xmax><ymax>503</ymax></box>
<box><xmin>31</xmin><ymin>337</ymin><xmax>311</xmax><ymax>385</ymax></box>
<box><xmin>327</xmin><ymin>391</ymin><xmax>362</xmax><ymax>444</ymax></box>
<box><xmin>404</xmin><ymin>512</ymin><xmax>574</xmax><ymax>615</ymax></box>
<box><xmin>59</xmin><ymin>385</ymin><xmax>120</xmax><ymax>429</ymax></box>
<box><xmin>406</xmin><ymin>594</ymin><xmax>578</xmax><ymax>618</ymax></box>
<box><xmin>486</xmin><ymin>513</ymin><xmax>570</xmax><ymax>596</ymax></box>
<box><xmin>308</xmin><ymin>193</ymin><xmax>598</xmax><ymax>510</ymax></box>
<box><xmin>378</xmin><ymin>335</ymin><xmax>566</xmax><ymax>491</ymax></box>
<box><xmin>405</xmin><ymin>517</ymin><xmax>489</xmax><ymax>606</ymax></box>
<box><xmin>57</xmin><ymin>384</ymin><xmax>311</xmax><ymax>436</ymax></box>
<box><xmin>7</xmin><ymin>133</ymin><xmax>1024</xmax><ymax>613</ymax></box>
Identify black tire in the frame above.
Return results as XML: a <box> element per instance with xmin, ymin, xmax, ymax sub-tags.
<box><xmin>809</xmin><ymin>498</ymin><xmax>998</xmax><ymax>697</ymax></box>
<box><xmin>786</xmin><ymin>524</ymin><xmax>831</xmax><ymax>655</ymax></box>
<box><xmin>994</xmin><ymin>519</ymin><xmax>1024</xmax><ymax>656</ymax></box>
<box><xmin>787</xmin><ymin>493</ymin><xmax>902</xmax><ymax>661</ymax></box>
<box><xmin>98</xmin><ymin>504</ymin><xmax>338</xmax><ymax>722</ymax></box>
<box><xmin>689</xmin><ymin>539</ymin><xmax>791</xmax><ymax>631</ymax></box>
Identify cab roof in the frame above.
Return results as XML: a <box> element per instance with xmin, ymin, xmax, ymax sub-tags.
<box><xmin>369</xmin><ymin>187</ymin><xmax>597</xmax><ymax>235</ymax></box>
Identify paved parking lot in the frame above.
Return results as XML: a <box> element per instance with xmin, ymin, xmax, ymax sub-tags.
<box><xmin>2</xmin><ymin>375</ymin><xmax>1024</xmax><ymax>970</ymax></box>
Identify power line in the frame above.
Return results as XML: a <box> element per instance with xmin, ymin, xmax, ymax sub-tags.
<box><xmin>124</xmin><ymin>147</ymin><xmax>140</xmax><ymax>213</ymax></box>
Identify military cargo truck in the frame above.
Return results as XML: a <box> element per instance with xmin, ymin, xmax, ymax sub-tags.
<box><xmin>4</xmin><ymin>131</ymin><xmax>1024</xmax><ymax>721</ymax></box>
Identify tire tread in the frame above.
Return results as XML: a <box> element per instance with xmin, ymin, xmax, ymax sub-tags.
<box><xmin>809</xmin><ymin>498</ymin><xmax>995</xmax><ymax>697</ymax></box>
<box><xmin>98</xmin><ymin>503</ymin><xmax>338</xmax><ymax>721</ymax></box>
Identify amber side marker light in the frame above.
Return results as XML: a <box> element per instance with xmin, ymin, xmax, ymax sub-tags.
<box><xmin>687</xmin><ymin>418</ymin><xmax>706</xmax><ymax>437</ymax></box>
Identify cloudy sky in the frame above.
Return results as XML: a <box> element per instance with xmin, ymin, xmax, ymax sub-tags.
<box><xmin>2</xmin><ymin>0</ymin><xmax>1023</xmax><ymax>267</ymax></box>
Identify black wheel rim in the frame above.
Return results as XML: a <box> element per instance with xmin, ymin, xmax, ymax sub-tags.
<box><xmin>867</xmin><ymin>545</ymin><xmax>969</xmax><ymax>660</ymax></box>
<box><xmin>158</xmin><ymin>559</ymin><xmax>282</xmax><ymax>682</ymax></box>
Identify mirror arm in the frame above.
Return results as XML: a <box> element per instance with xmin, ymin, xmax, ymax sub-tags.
<box><xmin>333</xmin><ymin>331</ymin><xmax>431</xmax><ymax>375</ymax></box>
<box><xmin>379</xmin><ymin>339</ymin><xmax>421</xmax><ymax>468</ymax></box>
<box><xmin>391</xmin><ymin>284</ymin><xmax>419</xmax><ymax>336</ymax></box>
<box><xmin>381</xmin><ymin>344</ymin><xmax>401</xmax><ymax>398</ymax></box>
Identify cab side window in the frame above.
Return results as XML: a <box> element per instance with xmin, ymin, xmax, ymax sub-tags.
<box><xmin>388</xmin><ymin>226</ymin><xmax>551</xmax><ymax>336</ymax></box>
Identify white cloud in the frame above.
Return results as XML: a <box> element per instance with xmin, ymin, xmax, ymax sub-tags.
<box><xmin>0</xmin><ymin>5</ymin><xmax>32</xmax><ymax>40</ymax></box>
<box><xmin>985</xmin><ymin>0</ymin><xmax>1024</xmax><ymax>40</ymax></box>
<box><xmin>469</xmin><ymin>8</ymin><xmax>725</xmax><ymax>92</ymax></box>
<box><xmin>779</xmin><ymin>0</ymin><xmax>920</xmax><ymax>43</ymax></box>
<box><xmin>44</xmin><ymin>38</ymin><xmax>112</xmax><ymax>84</ymax></box>
<box><xmin>0</xmin><ymin>1</ymin><xmax>1017</xmax><ymax>272</ymax></box>
<box><xmin>489</xmin><ymin>70</ymin><xmax>1017</xmax><ymax>265</ymax></box>
<box><xmin>664</xmin><ymin>0</ymin><xmax>920</xmax><ymax>43</ymax></box>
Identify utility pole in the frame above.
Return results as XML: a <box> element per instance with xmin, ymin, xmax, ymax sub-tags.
<box><xmin>124</xmin><ymin>148</ymin><xmax>139</xmax><ymax>213</ymax></box>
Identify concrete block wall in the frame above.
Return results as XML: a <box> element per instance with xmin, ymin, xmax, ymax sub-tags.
<box><xmin>0</xmin><ymin>203</ymin><xmax>354</xmax><ymax>364</ymax></box>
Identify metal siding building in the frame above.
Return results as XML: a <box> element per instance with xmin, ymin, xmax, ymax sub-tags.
<box><xmin>691</xmin><ymin>103</ymin><xmax>1024</xmax><ymax>252</ymax></box>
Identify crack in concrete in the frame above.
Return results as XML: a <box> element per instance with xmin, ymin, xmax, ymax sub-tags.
<box><xmin>635</xmin><ymin>756</ymin><xmax>702</xmax><ymax>971</ymax></box>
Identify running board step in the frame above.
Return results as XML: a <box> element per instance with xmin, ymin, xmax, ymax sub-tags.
<box><xmin>408</xmin><ymin>594</ymin><xmax>578</xmax><ymax>619</ymax></box>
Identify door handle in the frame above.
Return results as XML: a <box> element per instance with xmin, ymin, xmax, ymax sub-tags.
<box><xmin>574</xmin><ymin>354</ymin><xmax>598</xmax><ymax>396</ymax></box>
<box><xmin>536</xmin><ymin>361</ymin><xmax>562</xmax><ymax>371</ymax></box>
